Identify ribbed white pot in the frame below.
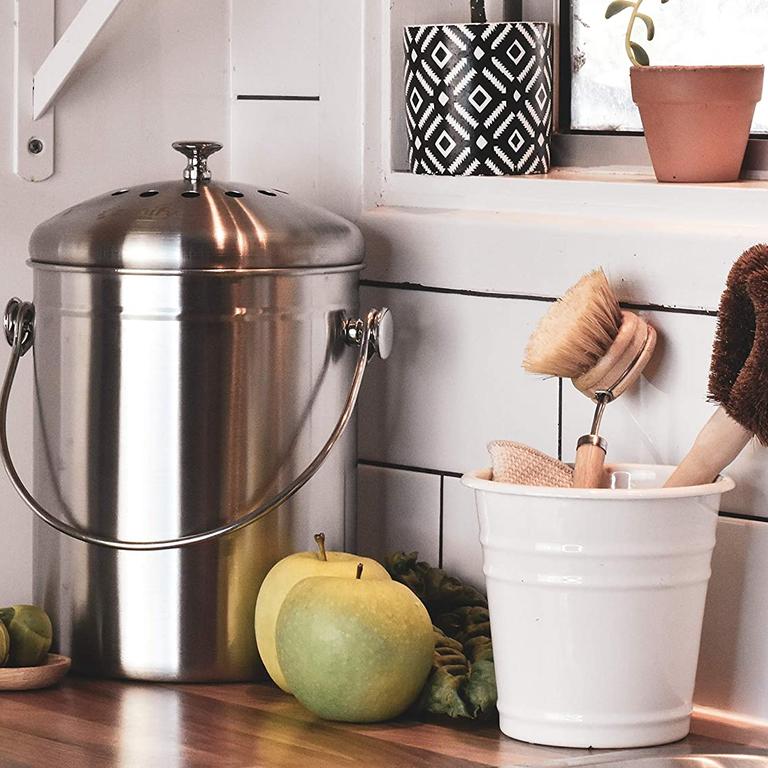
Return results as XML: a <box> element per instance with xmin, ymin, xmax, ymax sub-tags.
<box><xmin>461</xmin><ymin>464</ymin><xmax>735</xmax><ymax>749</ymax></box>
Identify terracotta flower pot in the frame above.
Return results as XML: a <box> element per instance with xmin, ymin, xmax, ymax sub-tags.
<box><xmin>630</xmin><ymin>65</ymin><xmax>764</xmax><ymax>183</ymax></box>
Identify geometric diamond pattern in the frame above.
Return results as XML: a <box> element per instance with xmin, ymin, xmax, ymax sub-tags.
<box><xmin>404</xmin><ymin>22</ymin><xmax>552</xmax><ymax>176</ymax></box>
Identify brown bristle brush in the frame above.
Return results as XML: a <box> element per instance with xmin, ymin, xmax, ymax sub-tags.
<box><xmin>524</xmin><ymin>269</ymin><xmax>657</xmax><ymax>488</ymax></box>
<box><xmin>665</xmin><ymin>243</ymin><xmax>768</xmax><ymax>487</ymax></box>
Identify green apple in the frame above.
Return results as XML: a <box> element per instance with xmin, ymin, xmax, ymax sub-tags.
<box><xmin>0</xmin><ymin>621</ymin><xmax>9</xmax><ymax>667</ymax></box>
<box><xmin>0</xmin><ymin>605</ymin><xmax>52</xmax><ymax>667</ymax></box>
<box><xmin>276</xmin><ymin>564</ymin><xmax>434</xmax><ymax>722</ymax></box>
<box><xmin>255</xmin><ymin>533</ymin><xmax>390</xmax><ymax>691</ymax></box>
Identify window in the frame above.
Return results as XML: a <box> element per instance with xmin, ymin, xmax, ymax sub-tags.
<box><xmin>566</xmin><ymin>0</ymin><xmax>768</xmax><ymax>134</ymax></box>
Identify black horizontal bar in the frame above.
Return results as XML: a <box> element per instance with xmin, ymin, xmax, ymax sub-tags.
<box><xmin>358</xmin><ymin>458</ymin><xmax>463</xmax><ymax>479</ymax></box>
<box><xmin>236</xmin><ymin>95</ymin><xmax>320</xmax><ymax>102</ymax></box>
<box><xmin>360</xmin><ymin>279</ymin><xmax>718</xmax><ymax>317</ymax></box>
<box><xmin>359</xmin><ymin>279</ymin><xmax>555</xmax><ymax>303</ymax></box>
<box><xmin>719</xmin><ymin>510</ymin><xmax>768</xmax><ymax>524</ymax></box>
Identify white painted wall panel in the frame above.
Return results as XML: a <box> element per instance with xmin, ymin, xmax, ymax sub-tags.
<box><xmin>358</xmin><ymin>285</ymin><xmax>559</xmax><ymax>473</ymax></box>
<box><xmin>357</xmin><ymin>464</ymin><xmax>441</xmax><ymax>565</ymax></box>
<box><xmin>0</xmin><ymin>0</ymin><xmax>229</xmax><ymax>606</ymax></box>
<box><xmin>231</xmin><ymin>0</ymin><xmax>364</xmax><ymax>219</ymax></box>
<box><xmin>696</xmin><ymin>518</ymin><xmax>768</xmax><ymax>720</ymax></box>
<box><xmin>442</xmin><ymin>476</ymin><xmax>484</xmax><ymax>591</ymax></box>
<box><xmin>231</xmin><ymin>0</ymin><xmax>321</xmax><ymax>97</ymax></box>
<box><xmin>232</xmin><ymin>100</ymin><xmax>320</xmax><ymax>201</ymax></box>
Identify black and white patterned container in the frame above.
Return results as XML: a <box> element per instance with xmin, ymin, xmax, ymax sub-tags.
<box><xmin>404</xmin><ymin>22</ymin><xmax>552</xmax><ymax>176</ymax></box>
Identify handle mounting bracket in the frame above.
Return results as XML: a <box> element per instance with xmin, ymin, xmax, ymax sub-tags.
<box><xmin>14</xmin><ymin>0</ymin><xmax>125</xmax><ymax>181</ymax></box>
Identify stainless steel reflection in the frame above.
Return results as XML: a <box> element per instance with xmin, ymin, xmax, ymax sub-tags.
<box><xmin>3</xmin><ymin>300</ymin><xmax>389</xmax><ymax>550</ymax></box>
<box><xmin>0</xmin><ymin>141</ymin><xmax>385</xmax><ymax>681</ymax></box>
<box><xmin>28</xmin><ymin>143</ymin><xmax>362</xmax><ymax>272</ymax></box>
<box><xmin>29</xmin><ymin>267</ymin><xmax>365</xmax><ymax>680</ymax></box>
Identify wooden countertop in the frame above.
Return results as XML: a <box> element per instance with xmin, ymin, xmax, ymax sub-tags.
<box><xmin>0</xmin><ymin>677</ymin><xmax>757</xmax><ymax>768</ymax></box>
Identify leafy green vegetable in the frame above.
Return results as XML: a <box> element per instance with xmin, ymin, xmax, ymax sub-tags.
<box><xmin>384</xmin><ymin>552</ymin><xmax>496</xmax><ymax>720</ymax></box>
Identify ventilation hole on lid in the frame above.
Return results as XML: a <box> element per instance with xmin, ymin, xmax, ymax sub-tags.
<box><xmin>111</xmin><ymin>189</ymin><xmax>129</xmax><ymax>196</ymax></box>
<box><xmin>258</xmin><ymin>189</ymin><xmax>278</xmax><ymax>197</ymax></box>
<box><xmin>181</xmin><ymin>191</ymin><xmax>200</xmax><ymax>198</ymax></box>
<box><xmin>274</xmin><ymin>189</ymin><xmax>289</xmax><ymax>195</ymax></box>
<box><xmin>225</xmin><ymin>190</ymin><xmax>244</xmax><ymax>197</ymax></box>
<box><xmin>139</xmin><ymin>190</ymin><xmax>159</xmax><ymax>197</ymax></box>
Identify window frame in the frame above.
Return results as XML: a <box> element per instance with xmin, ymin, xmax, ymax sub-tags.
<box><xmin>541</xmin><ymin>0</ymin><xmax>768</xmax><ymax>175</ymax></box>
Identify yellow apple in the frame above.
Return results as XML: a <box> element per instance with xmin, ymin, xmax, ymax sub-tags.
<box><xmin>255</xmin><ymin>533</ymin><xmax>390</xmax><ymax>691</ymax></box>
<box><xmin>276</xmin><ymin>563</ymin><xmax>434</xmax><ymax>722</ymax></box>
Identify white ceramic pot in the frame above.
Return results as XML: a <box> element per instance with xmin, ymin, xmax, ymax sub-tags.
<box><xmin>461</xmin><ymin>464</ymin><xmax>735</xmax><ymax>749</ymax></box>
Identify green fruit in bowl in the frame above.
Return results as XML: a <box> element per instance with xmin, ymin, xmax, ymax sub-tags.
<box><xmin>0</xmin><ymin>605</ymin><xmax>52</xmax><ymax>667</ymax></box>
<box><xmin>276</xmin><ymin>567</ymin><xmax>434</xmax><ymax>722</ymax></box>
<box><xmin>0</xmin><ymin>622</ymin><xmax>9</xmax><ymax>667</ymax></box>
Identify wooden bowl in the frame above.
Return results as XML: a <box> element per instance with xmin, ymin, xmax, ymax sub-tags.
<box><xmin>0</xmin><ymin>654</ymin><xmax>71</xmax><ymax>691</ymax></box>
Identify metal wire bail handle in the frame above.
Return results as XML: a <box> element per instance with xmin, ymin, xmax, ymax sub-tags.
<box><xmin>1</xmin><ymin>298</ymin><xmax>393</xmax><ymax>551</ymax></box>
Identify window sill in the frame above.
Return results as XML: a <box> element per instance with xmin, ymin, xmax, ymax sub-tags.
<box><xmin>377</xmin><ymin>168</ymin><xmax>768</xmax><ymax>228</ymax></box>
<box><xmin>361</xmin><ymin>169</ymin><xmax>768</xmax><ymax>313</ymax></box>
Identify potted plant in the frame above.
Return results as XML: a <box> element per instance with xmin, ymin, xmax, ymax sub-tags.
<box><xmin>404</xmin><ymin>2</ymin><xmax>552</xmax><ymax>176</ymax></box>
<box><xmin>606</xmin><ymin>0</ymin><xmax>764</xmax><ymax>183</ymax></box>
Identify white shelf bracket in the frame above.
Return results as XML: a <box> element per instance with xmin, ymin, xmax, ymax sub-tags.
<box><xmin>14</xmin><ymin>0</ymin><xmax>125</xmax><ymax>181</ymax></box>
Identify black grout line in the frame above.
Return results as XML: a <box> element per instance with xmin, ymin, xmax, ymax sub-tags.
<box><xmin>620</xmin><ymin>301</ymin><xmax>718</xmax><ymax>318</ymax></box>
<box><xmin>719</xmin><ymin>510</ymin><xmax>768</xmax><ymax>524</ymax></box>
<box><xmin>557</xmin><ymin>378</ymin><xmax>563</xmax><ymax>462</ymax></box>
<box><xmin>359</xmin><ymin>461</ymin><xmax>768</xmax><ymax>524</ymax></box>
<box><xmin>358</xmin><ymin>458</ymin><xmax>463</xmax><ymax>479</ymax></box>
<box><xmin>360</xmin><ymin>279</ymin><xmax>556</xmax><ymax>303</ymax></box>
<box><xmin>360</xmin><ymin>279</ymin><xmax>719</xmax><ymax>317</ymax></box>
<box><xmin>236</xmin><ymin>94</ymin><xmax>320</xmax><ymax>101</ymax></box>
<box><xmin>438</xmin><ymin>476</ymin><xmax>445</xmax><ymax>569</ymax></box>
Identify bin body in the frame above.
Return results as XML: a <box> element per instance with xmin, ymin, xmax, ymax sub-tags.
<box><xmin>463</xmin><ymin>464</ymin><xmax>734</xmax><ymax>749</ymax></box>
<box><xmin>22</xmin><ymin>142</ymin><xmax>366</xmax><ymax>681</ymax></box>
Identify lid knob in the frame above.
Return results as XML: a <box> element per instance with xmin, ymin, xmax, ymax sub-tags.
<box><xmin>172</xmin><ymin>141</ymin><xmax>223</xmax><ymax>183</ymax></box>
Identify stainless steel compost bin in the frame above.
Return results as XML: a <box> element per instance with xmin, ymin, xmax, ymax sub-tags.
<box><xmin>0</xmin><ymin>141</ymin><xmax>392</xmax><ymax>681</ymax></box>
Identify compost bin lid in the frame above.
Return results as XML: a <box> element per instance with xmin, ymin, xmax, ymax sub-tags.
<box><xmin>29</xmin><ymin>141</ymin><xmax>364</xmax><ymax>272</ymax></box>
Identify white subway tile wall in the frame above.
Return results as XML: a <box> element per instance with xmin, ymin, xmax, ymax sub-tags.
<box><xmin>696</xmin><ymin>518</ymin><xmax>768</xmax><ymax>721</ymax></box>
<box><xmin>354</xmin><ymin>253</ymin><xmax>768</xmax><ymax>723</ymax></box>
<box><xmin>441</xmin><ymin>477</ymin><xmax>485</xmax><ymax>592</ymax></box>
<box><xmin>358</xmin><ymin>286</ymin><xmax>559</xmax><ymax>473</ymax></box>
<box><xmin>357</xmin><ymin>465</ymin><xmax>441</xmax><ymax>566</ymax></box>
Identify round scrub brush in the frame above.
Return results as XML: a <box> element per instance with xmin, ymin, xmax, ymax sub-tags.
<box><xmin>665</xmin><ymin>244</ymin><xmax>768</xmax><ymax>487</ymax></box>
<box><xmin>524</xmin><ymin>269</ymin><xmax>657</xmax><ymax>488</ymax></box>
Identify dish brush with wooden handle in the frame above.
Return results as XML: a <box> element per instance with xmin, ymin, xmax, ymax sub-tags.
<box><xmin>524</xmin><ymin>269</ymin><xmax>657</xmax><ymax>488</ymax></box>
<box><xmin>665</xmin><ymin>244</ymin><xmax>768</xmax><ymax>488</ymax></box>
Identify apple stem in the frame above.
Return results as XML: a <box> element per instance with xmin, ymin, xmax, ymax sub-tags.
<box><xmin>356</xmin><ymin>563</ymin><xmax>364</xmax><ymax>580</ymax></box>
<box><xmin>314</xmin><ymin>533</ymin><xmax>327</xmax><ymax>561</ymax></box>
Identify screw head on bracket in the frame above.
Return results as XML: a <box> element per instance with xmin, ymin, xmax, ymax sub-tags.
<box><xmin>27</xmin><ymin>138</ymin><xmax>44</xmax><ymax>155</ymax></box>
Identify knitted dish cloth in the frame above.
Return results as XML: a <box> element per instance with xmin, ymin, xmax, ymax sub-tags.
<box><xmin>488</xmin><ymin>440</ymin><xmax>574</xmax><ymax>487</ymax></box>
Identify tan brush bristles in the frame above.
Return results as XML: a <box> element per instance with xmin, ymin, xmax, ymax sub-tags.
<box><xmin>523</xmin><ymin>269</ymin><xmax>623</xmax><ymax>379</ymax></box>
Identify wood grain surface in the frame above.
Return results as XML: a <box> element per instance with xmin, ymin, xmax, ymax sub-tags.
<box><xmin>0</xmin><ymin>678</ymin><xmax>745</xmax><ymax>768</ymax></box>
<box><xmin>0</xmin><ymin>654</ymin><xmax>71</xmax><ymax>691</ymax></box>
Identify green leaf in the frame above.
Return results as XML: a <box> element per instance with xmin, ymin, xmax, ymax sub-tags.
<box><xmin>605</xmin><ymin>0</ymin><xmax>633</xmax><ymax>19</ymax></box>
<box><xmin>630</xmin><ymin>41</ymin><xmax>650</xmax><ymax>66</ymax></box>
<box><xmin>637</xmin><ymin>13</ymin><xmax>655</xmax><ymax>40</ymax></box>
